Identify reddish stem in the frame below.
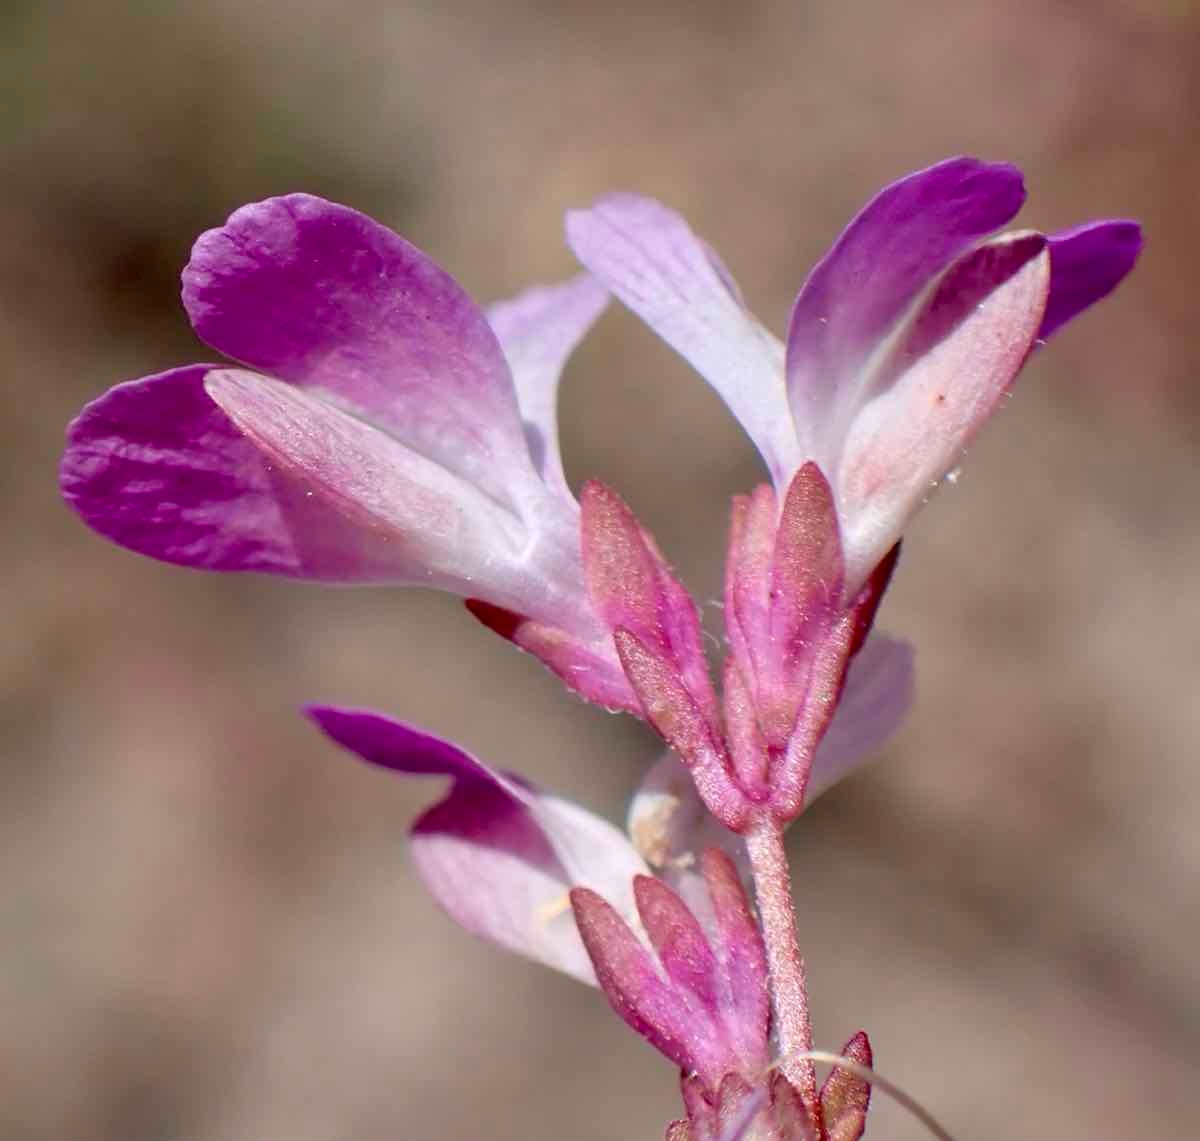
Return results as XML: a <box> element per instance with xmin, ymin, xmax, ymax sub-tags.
<box><xmin>745</xmin><ymin>813</ymin><xmax>818</xmax><ymax>1111</ymax></box>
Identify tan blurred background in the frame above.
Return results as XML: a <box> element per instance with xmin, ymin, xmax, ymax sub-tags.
<box><xmin>2</xmin><ymin>1</ymin><xmax>1197</xmax><ymax>1137</ymax></box>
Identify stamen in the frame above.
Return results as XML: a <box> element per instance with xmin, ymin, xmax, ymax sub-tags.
<box><xmin>536</xmin><ymin>891</ymin><xmax>574</xmax><ymax>924</ymax></box>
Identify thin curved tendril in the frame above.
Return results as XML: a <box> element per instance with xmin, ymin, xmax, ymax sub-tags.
<box><xmin>773</xmin><ymin>1050</ymin><xmax>957</xmax><ymax>1141</ymax></box>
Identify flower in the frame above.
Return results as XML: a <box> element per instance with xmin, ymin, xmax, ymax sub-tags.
<box><xmin>306</xmin><ymin>700</ymin><xmax>903</xmax><ymax>982</ymax></box>
<box><xmin>58</xmin><ymin>162</ymin><xmax>1139</xmax><ymax>841</ymax></box>
<box><xmin>309</xmin><ymin>704</ymin><xmax>872</xmax><ymax>1141</ymax></box>
<box><xmin>59</xmin><ymin>194</ymin><xmax>638</xmax><ymax>707</ymax></box>
<box><xmin>59</xmin><ymin>192</ymin><xmax>916</xmax><ymax>776</ymax></box>
<box><xmin>308</xmin><ymin>703</ymin><xmax>649</xmax><ymax>983</ymax></box>
<box><xmin>566</xmin><ymin>156</ymin><xmax>1142</xmax><ymax>595</ymax></box>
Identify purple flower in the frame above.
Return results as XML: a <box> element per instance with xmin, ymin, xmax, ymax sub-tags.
<box><xmin>310</xmin><ymin>704</ymin><xmax>874</xmax><ymax>1141</ymax></box>
<box><xmin>60</xmin><ymin>162</ymin><xmax>1135</xmax><ymax>732</ymax></box>
<box><xmin>58</xmin><ymin>192</ymin><xmax>916</xmax><ymax>775</ymax></box>
<box><xmin>566</xmin><ymin>156</ymin><xmax>1141</xmax><ymax>594</ymax></box>
<box><xmin>59</xmin><ymin>195</ymin><xmax>638</xmax><ymax>707</ymax></box>
<box><xmin>308</xmin><ymin>704</ymin><xmax>648</xmax><ymax>983</ymax></box>
<box><xmin>306</xmin><ymin>700</ymin><xmax>899</xmax><ymax>983</ymax></box>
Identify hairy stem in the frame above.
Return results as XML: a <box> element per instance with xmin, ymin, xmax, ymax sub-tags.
<box><xmin>745</xmin><ymin>813</ymin><xmax>817</xmax><ymax>1109</ymax></box>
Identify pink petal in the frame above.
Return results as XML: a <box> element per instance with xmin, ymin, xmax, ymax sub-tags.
<box><xmin>486</xmin><ymin>274</ymin><xmax>610</xmax><ymax>496</ymax></box>
<box><xmin>786</xmin><ymin>156</ymin><xmax>1026</xmax><ymax>462</ymax></box>
<box><xmin>60</xmin><ymin>366</ymin><xmax>417</xmax><ymax>580</ymax></box>
<box><xmin>64</xmin><ymin>199</ymin><xmax>606</xmax><ymax>627</ymax></box>
<box><xmin>308</xmin><ymin>705</ymin><xmax>647</xmax><ymax>984</ymax></box>
<box><xmin>204</xmin><ymin>368</ymin><xmax>569</xmax><ymax>612</ymax></box>
<box><xmin>836</xmin><ymin>231</ymin><xmax>1051</xmax><ymax>591</ymax></box>
<box><xmin>1041</xmin><ymin>220</ymin><xmax>1143</xmax><ymax>340</ymax></box>
<box><xmin>566</xmin><ymin>194</ymin><xmax>798</xmax><ymax>487</ymax></box>
<box><xmin>183</xmin><ymin>194</ymin><xmax>538</xmax><ymax>511</ymax></box>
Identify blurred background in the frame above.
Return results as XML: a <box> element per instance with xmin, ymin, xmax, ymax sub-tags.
<box><xmin>2</xmin><ymin>1</ymin><xmax>1197</xmax><ymax>1137</ymax></box>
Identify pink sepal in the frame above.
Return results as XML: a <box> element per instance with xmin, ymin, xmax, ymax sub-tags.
<box><xmin>570</xmin><ymin>885</ymin><xmax>730</xmax><ymax>1085</ymax></box>
<box><xmin>760</xmin><ymin>463</ymin><xmax>847</xmax><ymax>748</ymax></box>
<box><xmin>722</xmin><ymin>465</ymin><xmax>862</xmax><ymax>822</ymax></box>
<box><xmin>571</xmin><ymin>851</ymin><xmax>769</xmax><ymax>1093</ymax></box>
<box><xmin>581</xmin><ymin>480</ymin><xmax>715</xmax><ymax>715</ymax></box>
<box><xmin>700</xmin><ymin>850</ymin><xmax>769</xmax><ymax>1069</ymax></box>
<box><xmin>582</xmin><ymin>481</ymin><xmax>750</xmax><ymax>829</ymax></box>
<box><xmin>635</xmin><ymin>875</ymin><xmax>722</xmax><ymax>1011</ymax></box>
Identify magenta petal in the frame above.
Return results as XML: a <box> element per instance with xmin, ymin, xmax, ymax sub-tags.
<box><xmin>61</xmin><ymin>366</ymin><xmax>415</xmax><ymax>579</ymax></box>
<box><xmin>183</xmin><ymin>194</ymin><xmax>536</xmax><ymax>508</ymax></box>
<box><xmin>786</xmin><ymin>157</ymin><xmax>1025</xmax><ymax>452</ymax></box>
<box><xmin>566</xmin><ymin>194</ymin><xmax>798</xmax><ymax>486</ymax></box>
<box><xmin>486</xmin><ymin>274</ymin><xmax>609</xmax><ymax>495</ymax></box>
<box><xmin>1041</xmin><ymin>220</ymin><xmax>1143</xmax><ymax>340</ymax></box>
<box><xmin>308</xmin><ymin>705</ymin><xmax>646</xmax><ymax>984</ymax></box>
